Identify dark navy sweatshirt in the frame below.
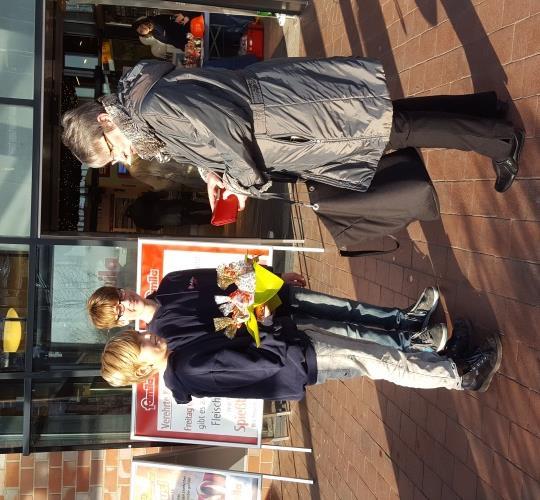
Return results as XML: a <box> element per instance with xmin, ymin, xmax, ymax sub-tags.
<box><xmin>146</xmin><ymin>269</ymin><xmax>317</xmax><ymax>403</ymax></box>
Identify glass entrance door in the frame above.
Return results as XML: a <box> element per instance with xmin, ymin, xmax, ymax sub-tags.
<box><xmin>33</xmin><ymin>242</ymin><xmax>137</xmax><ymax>372</ymax></box>
<box><xmin>26</xmin><ymin>241</ymin><xmax>138</xmax><ymax>450</ymax></box>
<box><xmin>31</xmin><ymin>377</ymin><xmax>132</xmax><ymax>449</ymax></box>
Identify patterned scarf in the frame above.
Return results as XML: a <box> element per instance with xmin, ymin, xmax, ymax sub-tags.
<box><xmin>98</xmin><ymin>94</ymin><xmax>170</xmax><ymax>163</ymax></box>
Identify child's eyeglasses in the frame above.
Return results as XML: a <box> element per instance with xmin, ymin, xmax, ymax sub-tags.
<box><xmin>116</xmin><ymin>288</ymin><xmax>126</xmax><ymax>321</ymax></box>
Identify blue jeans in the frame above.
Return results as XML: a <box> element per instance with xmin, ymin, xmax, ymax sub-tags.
<box><xmin>282</xmin><ymin>286</ymin><xmax>422</xmax><ymax>351</ymax></box>
<box><xmin>293</xmin><ymin>313</ymin><xmax>412</xmax><ymax>351</ymax></box>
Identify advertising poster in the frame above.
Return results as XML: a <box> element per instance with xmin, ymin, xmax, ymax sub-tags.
<box><xmin>131</xmin><ymin>461</ymin><xmax>261</xmax><ymax>500</ymax></box>
<box><xmin>131</xmin><ymin>372</ymin><xmax>263</xmax><ymax>447</ymax></box>
<box><xmin>132</xmin><ymin>239</ymin><xmax>269</xmax><ymax>447</ymax></box>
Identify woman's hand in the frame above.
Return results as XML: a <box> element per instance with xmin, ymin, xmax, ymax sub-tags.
<box><xmin>206</xmin><ymin>171</ymin><xmax>248</xmax><ymax>212</ymax></box>
<box><xmin>206</xmin><ymin>171</ymin><xmax>225</xmax><ymax>211</ymax></box>
<box><xmin>281</xmin><ymin>272</ymin><xmax>306</xmax><ymax>287</ymax></box>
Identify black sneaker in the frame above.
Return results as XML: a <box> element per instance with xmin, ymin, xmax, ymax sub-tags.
<box><xmin>492</xmin><ymin>129</ymin><xmax>525</xmax><ymax>193</ymax></box>
<box><xmin>405</xmin><ymin>287</ymin><xmax>440</xmax><ymax>330</ymax></box>
<box><xmin>443</xmin><ymin>318</ymin><xmax>471</xmax><ymax>360</ymax></box>
<box><xmin>459</xmin><ymin>334</ymin><xmax>502</xmax><ymax>392</ymax></box>
<box><xmin>410</xmin><ymin>323</ymin><xmax>448</xmax><ymax>352</ymax></box>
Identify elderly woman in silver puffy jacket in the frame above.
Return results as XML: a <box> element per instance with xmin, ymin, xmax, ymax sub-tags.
<box><xmin>61</xmin><ymin>57</ymin><xmax>523</xmax><ymax>210</ymax></box>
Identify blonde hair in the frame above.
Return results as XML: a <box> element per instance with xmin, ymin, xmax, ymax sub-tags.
<box><xmin>87</xmin><ymin>286</ymin><xmax>122</xmax><ymax>329</ymax></box>
<box><xmin>101</xmin><ymin>330</ymin><xmax>156</xmax><ymax>387</ymax></box>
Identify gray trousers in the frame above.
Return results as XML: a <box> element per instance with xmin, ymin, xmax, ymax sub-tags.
<box><xmin>313</xmin><ymin>339</ymin><xmax>462</xmax><ymax>390</ymax></box>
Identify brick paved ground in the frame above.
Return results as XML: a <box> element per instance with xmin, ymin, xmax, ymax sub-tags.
<box><xmin>264</xmin><ymin>1</ymin><xmax>539</xmax><ymax>499</ymax></box>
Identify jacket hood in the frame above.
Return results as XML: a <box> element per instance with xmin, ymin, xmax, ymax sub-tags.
<box><xmin>117</xmin><ymin>60</ymin><xmax>175</xmax><ymax>115</ymax></box>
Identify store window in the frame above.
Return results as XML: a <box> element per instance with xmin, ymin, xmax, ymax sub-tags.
<box><xmin>0</xmin><ymin>380</ymin><xmax>23</xmax><ymax>450</ymax></box>
<box><xmin>33</xmin><ymin>243</ymin><xmax>137</xmax><ymax>371</ymax></box>
<box><xmin>75</xmin><ymin>87</ymin><xmax>95</xmax><ymax>99</ymax></box>
<box><xmin>0</xmin><ymin>245</ymin><xmax>29</xmax><ymax>372</ymax></box>
<box><xmin>63</xmin><ymin>35</ymin><xmax>98</xmax><ymax>55</ymax></box>
<box><xmin>31</xmin><ymin>377</ymin><xmax>132</xmax><ymax>448</ymax></box>
<box><xmin>0</xmin><ymin>104</ymin><xmax>34</xmax><ymax>237</ymax></box>
<box><xmin>0</xmin><ymin>0</ymin><xmax>35</xmax><ymax>100</ymax></box>
<box><xmin>64</xmin><ymin>54</ymin><xmax>99</xmax><ymax>70</ymax></box>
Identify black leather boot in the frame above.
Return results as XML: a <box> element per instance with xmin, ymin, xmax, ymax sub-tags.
<box><xmin>492</xmin><ymin>129</ymin><xmax>525</xmax><ymax>192</ymax></box>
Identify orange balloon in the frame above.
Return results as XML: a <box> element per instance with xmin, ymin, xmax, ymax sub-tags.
<box><xmin>190</xmin><ymin>15</ymin><xmax>205</xmax><ymax>38</ymax></box>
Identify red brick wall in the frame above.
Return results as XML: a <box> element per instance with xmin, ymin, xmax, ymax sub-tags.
<box><xmin>0</xmin><ymin>447</ymin><xmax>167</xmax><ymax>500</ymax></box>
<box><xmin>246</xmin><ymin>448</ymin><xmax>276</xmax><ymax>498</ymax></box>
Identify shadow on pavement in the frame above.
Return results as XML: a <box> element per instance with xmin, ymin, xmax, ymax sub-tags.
<box><xmin>293</xmin><ymin>0</ymin><xmax>532</xmax><ymax>498</ymax></box>
<box><xmin>295</xmin><ymin>398</ymin><xmax>323</xmax><ymax>500</ymax></box>
<box><xmin>438</xmin><ymin>0</ymin><xmax>522</xmax><ymax>127</ymax></box>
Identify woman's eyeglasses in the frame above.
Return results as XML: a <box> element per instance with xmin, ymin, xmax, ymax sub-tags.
<box><xmin>103</xmin><ymin>134</ymin><xmax>118</xmax><ymax>165</ymax></box>
<box><xmin>103</xmin><ymin>133</ymin><xmax>131</xmax><ymax>166</ymax></box>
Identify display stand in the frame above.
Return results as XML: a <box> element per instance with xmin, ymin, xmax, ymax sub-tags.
<box><xmin>130</xmin><ymin>460</ymin><xmax>313</xmax><ymax>500</ymax></box>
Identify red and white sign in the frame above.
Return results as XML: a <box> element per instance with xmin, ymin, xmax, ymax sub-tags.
<box><xmin>131</xmin><ymin>460</ymin><xmax>261</xmax><ymax>500</ymax></box>
<box><xmin>131</xmin><ymin>372</ymin><xmax>263</xmax><ymax>446</ymax></box>
<box><xmin>132</xmin><ymin>239</ymin><xmax>269</xmax><ymax>447</ymax></box>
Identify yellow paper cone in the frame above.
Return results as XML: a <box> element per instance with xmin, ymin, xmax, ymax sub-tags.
<box><xmin>245</xmin><ymin>263</ymin><xmax>284</xmax><ymax>346</ymax></box>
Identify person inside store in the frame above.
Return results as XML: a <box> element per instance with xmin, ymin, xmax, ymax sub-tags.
<box><xmin>61</xmin><ymin>57</ymin><xmax>524</xmax><ymax>216</ymax></box>
<box><xmin>133</xmin><ymin>11</ymin><xmax>256</xmax><ymax>69</ymax></box>
<box><xmin>133</xmin><ymin>12</ymin><xmax>201</xmax><ymax>50</ymax></box>
<box><xmin>133</xmin><ymin>12</ymin><xmax>252</xmax><ymax>51</ymax></box>
<box><xmin>94</xmin><ymin>264</ymin><xmax>501</xmax><ymax>399</ymax></box>
<box><xmin>124</xmin><ymin>191</ymin><xmax>211</xmax><ymax>230</ymax></box>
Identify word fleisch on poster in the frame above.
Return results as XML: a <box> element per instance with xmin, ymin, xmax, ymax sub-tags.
<box><xmin>132</xmin><ymin>239</ymin><xmax>269</xmax><ymax>447</ymax></box>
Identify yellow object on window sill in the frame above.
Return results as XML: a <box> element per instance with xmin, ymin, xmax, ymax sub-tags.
<box><xmin>3</xmin><ymin>308</ymin><xmax>22</xmax><ymax>353</ymax></box>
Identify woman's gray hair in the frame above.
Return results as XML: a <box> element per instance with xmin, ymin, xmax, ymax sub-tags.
<box><xmin>61</xmin><ymin>101</ymin><xmax>110</xmax><ymax>166</ymax></box>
